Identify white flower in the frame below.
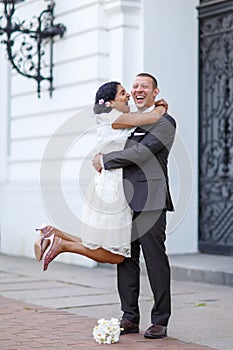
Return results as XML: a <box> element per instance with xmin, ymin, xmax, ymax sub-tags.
<box><xmin>93</xmin><ymin>318</ymin><xmax>121</xmax><ymax>344</ymax></box>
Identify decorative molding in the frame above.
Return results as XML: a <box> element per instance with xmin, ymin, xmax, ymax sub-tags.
<box><xmin>102</xmin><ymin>0</ymin><xmax>142</xmax><ymax>29</ymax></box>
<box><xmin>200</xmin><ymin>12</ymin><xmax>233</xmax><ymax>38</ymax></box>
<box><xmin>198</xmin><ymin>0</ymin><xmax>233</xmax><ymax>18</ymax></box>
<box><xmin>102</xmin><ymin>0</ymin><xmax>141</xmax><ymax>13</ymax></box>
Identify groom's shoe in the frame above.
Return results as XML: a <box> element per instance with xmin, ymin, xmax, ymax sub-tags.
<box><xmin>144</xmin><ymin>324</ymin><xmax>167</xmax><ymax>339</ymax></box>
<box><xmin>120</xmin><ymin>319</ymin><xmax>139</xmax><ymax>335</ymax></box>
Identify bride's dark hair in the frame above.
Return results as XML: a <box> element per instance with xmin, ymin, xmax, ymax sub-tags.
<box><xmin>94</xmin><ymin>81</ymin><xmax>120</xmax><ymax>114</ymax></box>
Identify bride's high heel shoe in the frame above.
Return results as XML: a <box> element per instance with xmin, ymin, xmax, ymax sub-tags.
<box><xmin>43</xmin><ymin>235</ymin><xmax>62</xmax><ymax>271</ymax></box>
<box><xmin>34</xmin><ymin>237</ymin><xmax>51</xmax><ymax>261</ymax></box>
<box><xmin>34</xmin><ymin>224</ymin><xmax>54</xmax><ymax>261</ymax></box>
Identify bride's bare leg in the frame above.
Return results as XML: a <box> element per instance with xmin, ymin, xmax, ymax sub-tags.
<box><xmin>66</xmin><ymin>240</ymin><xmax>125</xmax><ymax>264</ymax></box>
<box><xmin>43</xmin><ymin>236</ymin><xmax>125</xmax><ymax>271</ymax></box>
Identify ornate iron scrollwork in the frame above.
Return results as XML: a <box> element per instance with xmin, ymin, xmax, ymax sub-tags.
<box><xmin>0</xmin><ymin>0</ymin><xmax>66</xmax><ymax>97</ymax></box>
<box><xmin>198</xmin><ymin>1</ymin><xmax>233</xmax><ymax>254</ymax></box>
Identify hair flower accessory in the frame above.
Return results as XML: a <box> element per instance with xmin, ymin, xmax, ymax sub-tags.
<box><xmin>93</xmin><ymin>318</ymin><xmax>121</xmax><ymax>344</ymax></box>
<box><xmin>98</xmin><ymin>99</ymin><xmax>111</xmax><ymax>107</ymax></box>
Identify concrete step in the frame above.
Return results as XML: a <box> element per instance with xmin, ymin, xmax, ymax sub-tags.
<box><xmin>169</xmin><ymin>253</ymin><xmax>233</xmax><ymax>287</ymax></box>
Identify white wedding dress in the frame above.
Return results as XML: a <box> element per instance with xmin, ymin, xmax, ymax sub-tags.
<box><xmin>81</xmin><ymin>109</ymin><xmax>135</xmax><ymax>257</ymax></box>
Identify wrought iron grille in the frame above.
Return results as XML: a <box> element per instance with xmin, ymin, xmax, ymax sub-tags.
<box><xmin>0</xmin><ymin>0</ymin><xmax>66</xmax><ymax>97</ymax></box>
<box><xmin>198</xmin><ymin>0</ymin><xmax>233</xmax><ymax>255</ymax></box>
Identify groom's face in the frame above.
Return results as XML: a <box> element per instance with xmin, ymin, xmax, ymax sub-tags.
<box><xmin>131</xmin><ymin>76</ymin><xmax>159</xmax><ymax>112</ymax></box>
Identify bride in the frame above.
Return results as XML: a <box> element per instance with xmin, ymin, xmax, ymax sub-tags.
<box><xmin>34</xmin><ymin>81</ymin><xmax>167</xmax><ymax>270</ymax></box>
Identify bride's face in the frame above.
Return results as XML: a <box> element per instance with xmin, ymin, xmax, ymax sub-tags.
<box><xmin>111</xmin><ymin>84</ymin><xmax>130</xmax><ymax>113</ymax></box>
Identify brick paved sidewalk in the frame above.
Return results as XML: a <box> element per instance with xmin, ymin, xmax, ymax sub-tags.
<box><xmin>0</xmin><ymin>296</ymin><xmax>217</xmax><ymax>350</ymax></box>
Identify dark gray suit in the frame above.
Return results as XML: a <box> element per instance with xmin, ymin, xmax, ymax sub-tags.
<box><xmin>103</xmin><ymin>114</ymin><xmax>176</xmax><ymax>327</ymax></box>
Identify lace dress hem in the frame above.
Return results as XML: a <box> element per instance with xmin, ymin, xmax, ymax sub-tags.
<box><xmin>82</xmin><ymin>241</ymin><xmax>131</xmax><ymax>258</ymax></box>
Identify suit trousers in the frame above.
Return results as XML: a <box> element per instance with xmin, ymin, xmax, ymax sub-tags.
<box><xmin>117</xmin><ymin>209</ymin><xmax>171</xmax><ymax>326</ymax></box>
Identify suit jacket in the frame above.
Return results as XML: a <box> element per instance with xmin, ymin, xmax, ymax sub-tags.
<box><xmin>103</xmin><ymin>114</ymin><xmax>176</xmax><ymax>212</ymax></box>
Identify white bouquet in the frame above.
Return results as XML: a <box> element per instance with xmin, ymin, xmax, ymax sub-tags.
<box><xmin>93</xmin><ymin>318</ymin><xmax>121</xmax><ymax>344</ymax></box>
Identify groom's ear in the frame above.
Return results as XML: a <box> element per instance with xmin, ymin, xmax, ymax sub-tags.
<box><xmin>153</xmin><ymin>88</ymin><xmax>160</xmax><ymax>98</ymax></box>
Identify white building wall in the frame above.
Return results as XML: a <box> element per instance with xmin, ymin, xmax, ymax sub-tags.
<box><xmin>0</xmin><ymin>46</ymin><xmax>10</xmax><ymax>183</ymax></box>
<box><xmin>1</xmin><ymin>0</ymin><xmax>111</xmax><ymax>267</ymax></box>
<box><xmin>0</xmin><ymin>0</ymin><xmax>199</xmax><ymax>265</ymax></box>
<box><xmin>140</xmin><ymin>0</ymin><xmax>199</xmax><ymax>254</ymax></box>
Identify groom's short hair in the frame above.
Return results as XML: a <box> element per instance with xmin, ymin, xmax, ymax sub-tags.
<box><xmin>136</xmin><ymin>73</ymin><xmax>158</xmax><ymax>89</ymax></box>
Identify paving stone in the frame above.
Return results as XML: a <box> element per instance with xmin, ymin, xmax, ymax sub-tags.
<box><xmin>0</xmin><ymin>253</ymin><xmax>232</xmax><ymax>350</ymax></box>
<box><xmin>0</xmin><ymin>295</ymin><xmax>218</xmax><ymax>350</ymax></box>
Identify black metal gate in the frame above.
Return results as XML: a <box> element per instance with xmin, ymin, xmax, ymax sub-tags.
<box><xmin>198</xmin><ymin>0</ymin><xmax>233</xmax><ymax>255</ymax></box>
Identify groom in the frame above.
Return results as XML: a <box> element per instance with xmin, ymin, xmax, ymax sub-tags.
<box><xmin>93</xmin><ymin>73</ymin><xmax>176</xmax><ymax>339</ymax></box>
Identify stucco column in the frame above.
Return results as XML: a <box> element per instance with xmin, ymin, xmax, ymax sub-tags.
<box><xmin>102</xmin><ymin>0</ymin><xmax>142</xmax><ymax>89</ymax></box>
<box><xmin>0</xmin><ymin>47</ymin><xmax>10</xmax><ymax>182</ymax></box>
